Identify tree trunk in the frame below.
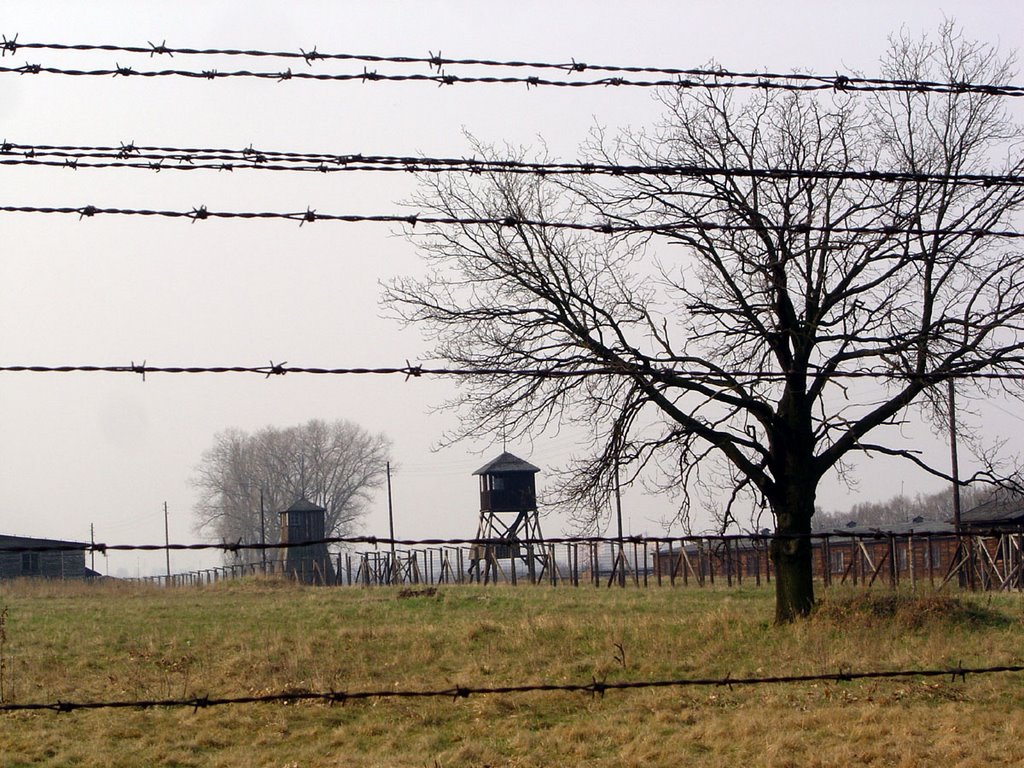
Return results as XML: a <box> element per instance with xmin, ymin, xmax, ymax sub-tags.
<box><xmin>771</xmin><ymin>484</ymin><xmax>816</xmax><ymax>623</ymax></box>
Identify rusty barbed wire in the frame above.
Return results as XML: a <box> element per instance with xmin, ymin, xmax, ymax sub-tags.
<box><xmin>0</xmin><ymin>362</ymin><xmax>435</xmax><ymax>378</ymax></box>
<box><xmin>1</xmin><ymin>36</ymin><xmax>1022</xmax><ymax>96</ymax></box>
<box><xmin>1</xmin><ymin>663</ymin><xmax>1020</xmax><ymax>714</ymax></box>
<box><xmin>1</xmin><ymin>60</ymin><xmax>1023</xmax><ymax>96</ymax></box>
<box><xmin>1</xmin><ymin>203</ymin><xmax>1022</xmax><ymax>239</ymax></box>
<box><xmin>1</xmin><ymin>362</ymin><xmax>1024</xmax><ymax>383</ymax></box>
<box><xmin>3</xmin><ymin>141</ymin><xmax>1023</xmax><ymax>187</ymax></box>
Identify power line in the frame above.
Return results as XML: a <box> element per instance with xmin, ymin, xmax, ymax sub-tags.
<box><xmin>1</xmin><ymin>663</ymin><xmax>1020</xmax><ymax>714</ymax></box>
<box><xmin>4</xmin><ymin>142</ymin><xmax>1023</xmax><ymax>187</ymax></box>
<box><xmin>2</xmin><ymin>36</ymin><xmax>1022</xmax><ymax>96</ymax></box>
<box><xmin>985</xmin><ymin>399</ymin><xmax>1024</xmax><ymax>425</ymax></box>
<box><xmin>2</xmin><ymin>61</ymin><xmax>1023</xmax><ymax>96</ymax></box>
<box><xmin>2</xmin><ymin>203</ymin><xmax>1022</xmax><ymax>239</ymax></box>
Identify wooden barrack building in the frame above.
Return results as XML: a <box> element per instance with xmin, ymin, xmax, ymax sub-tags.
<box><xmin>0</xmin><ymin>534</ymin><xmax>90</xmax><ymax>580</ymax></box>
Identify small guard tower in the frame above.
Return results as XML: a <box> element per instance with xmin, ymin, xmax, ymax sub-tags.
<box><xmin>469</xmin><ymin>452</ymin><xmax>546</xmax><ymax>582</ymax></box>
<box><xmin>279</xmin><ymin>498</ymin><xmax>335</xmax><ymax>585</ymax></box>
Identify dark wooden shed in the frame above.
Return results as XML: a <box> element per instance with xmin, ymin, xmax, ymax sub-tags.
<box><xmin>0</xmin><ymin>534</ymin><xmax>89</xmax><ymax>580</ymax></box>
<box><xmin>279</xmin><ymin>498</ymin><xmax>336</xmax><ymax>585</ymax></box>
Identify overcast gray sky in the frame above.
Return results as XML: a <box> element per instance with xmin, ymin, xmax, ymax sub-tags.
<box><xmin>1</xmin><ymin>1</ymin><xmax>1022</xmax><ymax>577</ymax></box>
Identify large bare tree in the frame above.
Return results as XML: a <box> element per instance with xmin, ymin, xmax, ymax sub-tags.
<box><xmin>385</xmin><ymin>25</ymin><xmax>1024</xmax><ymax>621</ymax></box>
<box><xmin>192</xmin><ymin>419</ymin><xmax>391</xmax><ymax>559</ymax></box>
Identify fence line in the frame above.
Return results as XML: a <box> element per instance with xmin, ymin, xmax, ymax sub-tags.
<box><xmin>5</xmin><ymin>531</ymin><xmax>1023</xmax><ymax>716</ymax></box>
<box><xmin>5</xmin><ymin>525</ymin><xmax>1024</xmax><ymax>592</ymax></box>
<box><xmin>3</xmin><ymin>528</ymin><xmax>1023</xmax><ymax>552</ymax></box>
<box><xmin>59</xmin><ymin>529</ymin><xmax>1017</xmax><ymax>595</ymax></box>
<box><xmin>2</xmin><ymin>662</ymin><xmax>1021</xmax><ymax>714</ymax></box>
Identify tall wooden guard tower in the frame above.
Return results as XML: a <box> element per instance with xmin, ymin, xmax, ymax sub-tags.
<box><xmin>279</xmin><ymin>498</ymin><xmax>336</xmax><ymax>585</ymax></box>
<box><xmin>469</xmin><ymin>452</ymin><xmax>546</xmax><ymax>583</ymax></box>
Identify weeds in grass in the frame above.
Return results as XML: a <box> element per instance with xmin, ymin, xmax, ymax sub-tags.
<box><xmin>813</xmin><ymin>591</ymin><xmax>1013</xmax><ymax>630</ymax></box>
<box><xmin>613</xmin><ymin>641</ymin><xmax>627</xmax><ymax>669</ymax></box>
<box><xmin>0</xmin><ymin>605</ymin><xmax>7</xmax><ymax>702</ymax></box>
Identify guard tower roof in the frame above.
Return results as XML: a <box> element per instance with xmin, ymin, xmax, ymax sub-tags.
<box><xmin>281</xmin><ymin>497</ymin><xmax>326</xmax><ymax>514</ymax></box>
<box><xmin>472</xmin><ymin>451</ymin><xmax>540</xmax><ymax>476</ymax></box>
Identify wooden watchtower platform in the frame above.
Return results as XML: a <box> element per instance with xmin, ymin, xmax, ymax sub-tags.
<box><xmin>468</xmin><ymin>452</ymin><xmax>547</xmax><ymax>583</ymax></box>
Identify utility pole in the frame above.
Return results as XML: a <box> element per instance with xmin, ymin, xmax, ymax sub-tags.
<box><xmin>386</xmin><ymin>462</ymin><xmax>397</xmax><ymax>584</ymax></box>
<box><xmin>614</xmin><ymin>456</ymin><xmax>625</xmax><ymax>588</ymax></box>
<box><xmin>260</xmin><ymin>488</ymin><xmax>267</xmax><ymax>571</ymax></box>
<box><xmin>948</xmin><ymin>380</ymin><xmax>970</xmax><ymax>589</ymax></box>
<box><xmin>164</xmin><ymin>501</ymin><xmax>171</xmax><ymax>579</ymax></box>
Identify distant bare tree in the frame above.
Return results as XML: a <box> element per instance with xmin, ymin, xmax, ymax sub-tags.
<box><xmin>191</xmin><ymin>419</ymin><xmax>391</xmax><ymax>558</ymax></box>
<box><xmin>813</xmin><ymin>485</ymin><xmax>1015</xmax><ymax>530</ymax></box>
<box><xmin>385</xmin><ymin>24</ymin><xmax>1024</xmax><ymax>621</ymax></box>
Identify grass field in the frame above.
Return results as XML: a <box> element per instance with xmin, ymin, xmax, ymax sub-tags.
<box><xmin>1</xmin><ymin>579</ymin><xmax>1023</xmax><ymax>767</ymax></box>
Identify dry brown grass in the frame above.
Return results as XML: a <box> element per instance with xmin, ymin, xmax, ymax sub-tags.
<box><xmin>1</xmin><ymin>579</ymin><xmax>1023</xmax><ymax>766</ymax></box>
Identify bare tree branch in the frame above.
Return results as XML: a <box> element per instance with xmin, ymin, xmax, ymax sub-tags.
<box><xmin>384</xmin><ymin>25</ymin><xmax>1024</xmax><ymax>621</ymax></box>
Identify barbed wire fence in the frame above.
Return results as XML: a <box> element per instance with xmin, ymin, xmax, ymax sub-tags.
<box><xmin>2</xmin><ymin>527</ymin><xmax>1024</xmax><ymax>714</ymax></box>
<box><xmin>2</xmin><ymin>202</ymin><xmax>1023</xmax><ymax>239</ymax></box>
<box><xmin>3</xmin><ymin>363</ymin><xmax>1024</xmax><ymax>381</ymax></box>
<box><xmin>3</xmin><ymin>35</ymin><xmax>1024</xmax><ymax>721</ymax></box>
<box><xmin>2</xmin><ymin>36</ymin><xmax>1023</xmax><ymax>95</ymax></box>
<box><xmin>3</xmin><ymin>142</ymin><xmax>1023</xmax><ymax>186</ymax></box>
<box><xmin>3</xmin><ymin>36</ymin><xmax>1021</xmax><ymax>92</ymax></box>
<box><xmin>1</xmin><ymin>528</ymin><xmax>1021</xmax><ymax>592</ymax></box>
<box><xmin>3</xmin><ymin>662</ymin><xmax>1023</xmax><ymax>715</ymax></box>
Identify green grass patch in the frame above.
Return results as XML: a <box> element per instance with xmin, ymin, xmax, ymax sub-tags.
<box><xmin>1</xmin><ymin>579</ymin><xmax>1023</xmax><ymax>766</ymax></box>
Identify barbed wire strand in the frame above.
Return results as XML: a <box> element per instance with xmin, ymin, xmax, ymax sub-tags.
<box><xmin>1</xmin><ymin>61</ymin><xmax>1022</xmax><ymax>96</ymax></box>
<box><xmin>1</xmin><ymin>663</ymin><xmax>1019</xmax><ymax>714</ymax></box>
<box><xmin>1</xmin><ymin>363</ymin><xmax>1023</xmax><ymax>382</ymax></box>
<box><xmin>1</xmin><ymin>529</ymin><xmax>1019</xmax><ymax>555</ymax></box>
<box><xmin>4</xmin><ymin>142</ymin><xmax>1023</xmax><ymax>187</ymax></box>
<box><xmin>1</xmin><ymin>204</ymin><xmax>1021</xmax><ymax>239</ymax></box>
<box><xmin>2</xmin><ymin>36</ymin><xmax>1022</xmax><ymax>96</ymax></box>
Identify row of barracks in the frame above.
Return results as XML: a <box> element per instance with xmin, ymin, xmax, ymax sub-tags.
<box><xmin>652</xmin><ymin>499</ymin><xmax>1024</xmax><ymax>589</ymax></box>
